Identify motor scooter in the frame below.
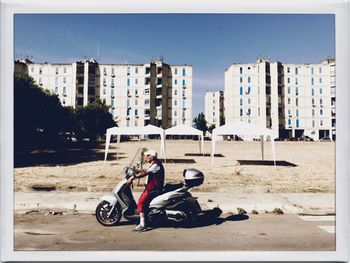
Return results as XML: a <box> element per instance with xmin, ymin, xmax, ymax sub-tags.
<box><xmin>96</xmin><ymin>150</ymin><xmax>204</xmax><ymax>227</ymax></box>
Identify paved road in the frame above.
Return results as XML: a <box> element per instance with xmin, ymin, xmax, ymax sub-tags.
<box><xmin>14</xmin><ymin>211</ymin><xmax>335</xmax><ymax>251</ymax></box>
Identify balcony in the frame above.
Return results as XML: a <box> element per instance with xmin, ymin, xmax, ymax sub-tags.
<box><xmin>135</xmin><ymin>115</ymin><xmax>139</xmax><ymax>119</ymax></box>
<box><xmin>156</xmin><ymin>105</ymin><xmax>162</xmax><ymax>110</ymax></box>
<box><xmin>126</xmin><ymin>116</ymin><xmax>130</xmax><ymax>120</ymax></box>
<box><xmin>103</xmin><ymin>72</ymin><xmax>107</xmax><ymax>76</ymax></box>
<box><xmin>127</xmin><ymin>93</ymin><xmax>132</xmax><ymax>97</ymax></box>
<box><xmin>111</xmin><ymin>84</ymin><xmax>115</xmax><ymax>88</ymax></box>
<box><xmin>62</xmin><ymin>93</ymin><xmax>67</xmax><ymax>97</ymax></box>
<box><xmin>111</xmin><ymin>74</ymin><xmax>115</xmax><ymax>78</ymax></box>
<box><xmin>144</xmin><ymin>115</ymin><xmax>150</xmax><ymax>120</ymax></box>
<box><xmin>111</xmin><ymin>95</ymin><xmax>115</xmax><ymax>99</ymax></box>
<box><xmin>103</xmin><ymin>83</ymin><xmax>107</xmax><ymax>87</ymax></box>
<box><xmin>156</xmin><ymin>95</ymin><xmax>162</xmax><ymax>99</ymax></box>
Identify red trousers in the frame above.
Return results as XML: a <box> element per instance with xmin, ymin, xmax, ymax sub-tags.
<box><xmin>137</xmin><ymin>189</ymin><xmax>159</xmax><ymax>214</ymax></box>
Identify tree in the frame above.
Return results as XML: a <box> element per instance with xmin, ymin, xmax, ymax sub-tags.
<box><xmin>207</xmin><ymin>124</ymin><xmax>216</xmax><ymax>134</ymax></box>
<box><xmin>14</xmin><ymin>75</ymin><xmax>69</xmax><ymax>150</ymax></box>
<box><xmin>193</xmin><ymin>112</ymin><xmax>208</xmax><ymax>136</ymax></box>
<box><xmin>74</xmin><ymin>100</ymin><xmax>116</xmax><ymax>142</ymax></box>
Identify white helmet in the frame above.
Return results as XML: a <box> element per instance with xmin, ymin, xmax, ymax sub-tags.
<box><xmin>144</xmin><ymin>149</ymin><xmax>158</xmax><ymax>158</ymax></box>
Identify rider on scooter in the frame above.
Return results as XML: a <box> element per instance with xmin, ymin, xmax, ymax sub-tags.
<box><xmin>127</xmin><ymin>149</ymin><xmax>165</xmax><ymax>231</ymax></box>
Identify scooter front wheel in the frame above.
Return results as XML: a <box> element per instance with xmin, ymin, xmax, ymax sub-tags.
<box><xmin>95</xmin><ymin>200</ymin><xmax>122</xmax><ymax>226</ymax></box>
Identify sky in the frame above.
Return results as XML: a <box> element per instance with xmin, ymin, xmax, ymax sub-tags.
<box><xmin>14</xmin><ymin>14</ymin><xmax>335</xmax><ymax>117</ymax></box>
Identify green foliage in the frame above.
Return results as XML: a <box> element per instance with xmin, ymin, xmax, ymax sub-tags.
<box><xmin>14</xmin><ymin>75</ymin><xmax>116</xmax><ymax>150</ymax></box>
<box><xmin>74</xmin><ymin>101</ymin><xmax>116</xmax><ymax>142</ymax></box>
<box><xmin>207</xmin><ymin>124</ymin><xmax>216</xmax><ymax>134</ymax></box>
<box><xmin>193</xmin><ymin>112</ymin><xmax>208</xmax><ymax>136</ymax></box>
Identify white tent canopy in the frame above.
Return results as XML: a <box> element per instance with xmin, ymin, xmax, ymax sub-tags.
<box><xmin>104</xmin><ymin>125</ymin><xmax>166</xmax><ymax>162</ymax></box>
<box><xmin>211</xmin><ymin>122</ymin><xmax>276</xmax><ymax>167</ymax></box>
<box><xmin>165</xmin><ymin>125</ymin><xmax>204</xmax><ymax>154</ymax></box>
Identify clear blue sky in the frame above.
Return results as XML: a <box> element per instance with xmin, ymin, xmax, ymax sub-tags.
<box><xmin>15</xmin><ymin>14</ymin><xmax>335</xmax><ymax>117</ymax></box>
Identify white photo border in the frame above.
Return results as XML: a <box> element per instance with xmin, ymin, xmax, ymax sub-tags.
<box><xmin>1</xmin><ymin>0</ymin><xmax>349</xmax><ymax>261</ymax></box>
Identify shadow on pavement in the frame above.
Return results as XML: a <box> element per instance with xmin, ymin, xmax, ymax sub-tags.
<box><xmin>15</xmin><ymin>148</ymin><xmax>123</xmax><ymax>168</ymax></box>
<box><xmin>238</xmin><ymin>160</ymin><xmax>297</xmax><ymax>167</ymax></box>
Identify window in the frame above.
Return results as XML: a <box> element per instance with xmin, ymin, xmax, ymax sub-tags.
<box><xmin>312</xmin><ymin>88</ymin><xmax>314</xmax><ymax>96</ymax></box>
<box><xmin>296</xmin><ymin>119</ymin><xmax>299</xmax><ymax>128</ymax></box>
<box><xmin>311</xmin><ymin>67</ymin><xmax>314</xmax><ymax>75</ymax></box>
<box><xmin>134</xmin><ymin>120</ymin><xmax>138</xmax><ymax>127</ymax></box>
<box><xmin>296</xmin><ymin>98</ymin><xmax>299</xmax><ymax>106</ymax></box>
<box><xmin>320</xmin><ymin>88</ymin><xmax>323</xmax><ymax>95</ymax></box>
<box><xmin>144</xmin><ymin>88</ymin><xmax>150</xmax><ymax>94</ymax></box>
<box><xmin>287</xmin><ymin>67</ymin><xmax>290</xmax><ymax>73</ymax></box>
<box><xmin>288</xmin><ymin>87</ymin><xmax>291</xmax><ymax>94</ymax></box>
<box><xmin>145</xmin><ymin>99</ymin><xmax>150</xmax><ymax>105</ymax></box>
<box><xmin>296</xmin><ymin>109</ymin><xmax>299</xmax><ymax>116</ymax></box>
<box><xmin>55</xmin><ymin>77</ymin><xmax>58</xmax><ymax>85</ymax></box>
<box><xmin>127</xmin><ymin>99</ymin><xmax>130</xmax><ymax>107</ymax></box>
<box><xmin>127</xmin><ymin>79</ymin><xmax>130</xmax><ymax>86</ymax></box>
<box><xmin>182</xmin><ymin>68</ymin><xmax>186</xmax><ymax>76</ymax></box>
<box><xmin>240</xmin><ymin>98</ymin><xmax>243</xmax><ymax>106</ymax></box>
<box><xmin>319</xmin><ymin>67</ymin><xmax>322</xmax><ymax>73</ymax></box>
<box><xmin>287</xmin><ymin>78</ymin><xmax>290</xmax><ymax>83</ymax></box>
<box><xmin>248</xmin><ymin>98</ymin><xmax>251</xmax><ymax>104</ymax></box>
<box><xmin>320</xmin><ymin>120</ymin><xmax>323</xmax><ymax>126</ymax></box>
<box><xmin>248</xmin><ymin>77</ymin><xmax>251</xmax><ymax>83</ymax></box>
<box><xmin>182</xmin><ymin>79</ymin><xmax>186</xmax><ymax>86</ymax></box>
<box><xmin>63</xmin><ymin>87</ymin><xmax>66</xmax><ymax>95</ymax></box>
<box><xmin>288</xmin><ymin>98</ymin><xmax>291</xmax><ymax>104</ymax></box>
<box><xmin>39</xmin><ymin>78</ymin><xmax>42</xmax><ymax>84</ymax></box>
<box><xmin>295</xmin><ymin>67</ymin><xmax>298</xmax><ymax>75</ymax></box>
<box><xmin>320</xmin><ymin>98</ymin><xmax>323</xmax><ymax>105</ymax></box>
<box><xmin>312</xmin><ymin>98</ymin><xmax>315</xmax><ymax>105</ymax></box>
<box><xmin>312</xmin><ymin>109</ymin><xmax>315</xmax><ymax>116</ymax></box>
<box><xmin>182</xmin><ymin>90</ymin><xmax>186</xmax><ymax>97</ymax></box>
<box><xmin>295</xmin><ymin>87</ymin><xmax>298</xmax><ymax>96</ymax></box>
<box><xmin>135</xmin><ymin>67</ymin><xmax>138</xmax><ymax>74</ymax></box>
<box><xmin>135</xmin><ymin>79</ymin><xmax>138</xmax><ymax>85</ymax></box>
<box><xmin>213</xmin><ymin>112</ymin><xmax>215</xmax><ymax>117</ymax></box>
<box><xmin>174</xmin><ymin>79</ymin><xmax>178</xmax><ymax>85</ymax></box>
<box><xmin>182</xmin><ymin>100</ymin><xmax>186</xmax><ymax>108</ymax></box>
<box><xmin>55</xmin><ymin>87</ymin><xmax>58</xmax><ymax>93</ymax></box>
<box><xmin>63</xmin><ymin>77</ymin><xmax>66</xmax><ymax>84</ymax></box>
<box><xmin>288</xmin><ymin>109</ymin><xmax>291</xmax><ymax>115</ymax></box>
<box><xmin>175</xmin><ymin>68</ymin><xmax>178</xmax><ymax>75</ymax></box>
<box><xmin>320</xmin><ymin>109</ymin><xmax>323</xmax><ymax>115</ymax></box>
<box><xmin>247</xmin><ymin>108</ymin><xmax>251</xmax><ymax>115</ymax></box>
<box><xmin>64</xmin><ymin>67</ymin><xmax>67</xmax><ymax>74</ymax></box>
<box><xmin>174</xmin><ymin>100</ymin><xmax>177</xmax><ymax>106</ymax></box>
<box><xmin>55</xmin><ymin>67</ymin><xmax>59</xmax><ymax>74</ymax></box>
<box><xmin>127</xmin><ymin>120</ymin><xmax>130</xmax><ymax>127</ymax></box>
<box><xmin>127</xmin><ymin>66</ymin><xmax>130</xmax><ymax>75</ymax></box>
<box><xmin>39</xmin><ymin>67</ymin><xmax>42</xmax><ymax>74</ymax></box>
<box><xmin>174</xmin><ymin>90</ymin><xmax>177</xmax><ymax>96</ymax></box>
<box><xmin>103</xmin><ymin>68</ymin><xmax>107</xmax><ymax>75</ymax></box>
<box><xmin>182</xmin><ymin>111</ymin><xmax>186</xmax><ymax>118</ymax></box>
<box><xmin>295</xmin><ymin>78</ymin><xmax>298</xmax><ymax>85</ymax></box>
<box><xmin>319</xmin><ymin>78</ymin><xmax>322</xmax><ymax>84</ymax></box>
<box><xmin>312</xmin><ymin>120</ymin><xmax>315</xmax><ymax>127</ymax></box>
<box><xmin>111</xmin><ymin>99</ymin><xmax>114</xmax><ymax>107</ymax></box>
<box><xmin>135</xmin><ymin>98</ymin><xmax>138</xmax><ymax>106</ymax></box>
<box><xmin>135</xmin><ymin>109</ymin><xmax>138</xmax><ymax>116</ymax></box>
<box><xmin>31</xmin><ymin>67</ymin><xmax>34</xmax><ymax>73</ymax></box>
<box><xmin>103</xmin><ymin>89</ymin><xmax>106</xmax><ymax>95</ymax></box>
<box><xmin>111</xmin><ymin>68</ymin><xmax>115</xmax><ymax>75</ymax></box>
<box><xmin>240</xmin><ymin>109</ymin><xmax>243</xmax><ymax>116</ymax></box>
<box><xmin>240</xmin><ymin>87</ymin><xmax>243</xmax><ymax>95</ymax></box>
<box><xmin>240</xmin><ymin>77</ymin><xmax>243</xmax><ymax>83</ymax></box>
<box><xmin>247</xmin><ymin>87</ymin><xmax>251</xmax><ymax>94</ymax></box>
<box><xmin>111</xmin><ymin>89</ymin><xmax>114</xmax><ymax>96</ymax></box>
<box><xmin>288</xmin><ymin>119</ymin><xmax>291</xmax><ymax>126</ymax></box>
<box><xmin>240</xmin><ymin>67</ymin><xmax>243</xmax><ymax>74</ymax></box>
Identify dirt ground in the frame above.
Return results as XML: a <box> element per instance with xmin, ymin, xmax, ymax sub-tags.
<box><xmin>14</xmin><ymin>140</ymin><xmax>335</xmax><ymax>193</ymax></box>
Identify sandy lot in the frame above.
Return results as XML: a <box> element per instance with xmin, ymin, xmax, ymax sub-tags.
<box><xmin>14</xmin><ymin>140</ymin><xmax>335</xmax><ymax>193</ymax></box>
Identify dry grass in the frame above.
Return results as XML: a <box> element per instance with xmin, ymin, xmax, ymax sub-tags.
<box><xmin>14</xmin><ymin>140</ymin><xmax>335</xmax><ymax>193</ymax></box>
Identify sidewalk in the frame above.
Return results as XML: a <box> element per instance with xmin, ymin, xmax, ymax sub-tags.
<box><xmin>14</xmin><ymin>191</ymin><xmax>335</xmax><ymax>215</ymax></box>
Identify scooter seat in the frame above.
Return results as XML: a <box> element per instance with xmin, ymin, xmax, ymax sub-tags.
<box><xmin>162</xmin><ymin>183</ymin><xmax>184</xmax><ymax>193</ymax></box>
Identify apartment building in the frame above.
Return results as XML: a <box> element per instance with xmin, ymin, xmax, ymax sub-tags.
<box><xmin>15</xmin><ymin>58</ymin><xmax>193</xmax><ymax>129</ymax></box>
<box><xmin>205</xmin><ymin>91</ymin><xmax>224</xmax><ymax>127</ymax></box>
<box><xmin>224</xmin><ymin>58</ymin><xmax>335</xmax><ymax>141</ymax></box>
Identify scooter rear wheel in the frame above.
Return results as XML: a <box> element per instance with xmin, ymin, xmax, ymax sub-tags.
<box><xmin>95</xmin><ymin>200</ymin><xmax>122</xmax><ymax>226</ymax></box>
